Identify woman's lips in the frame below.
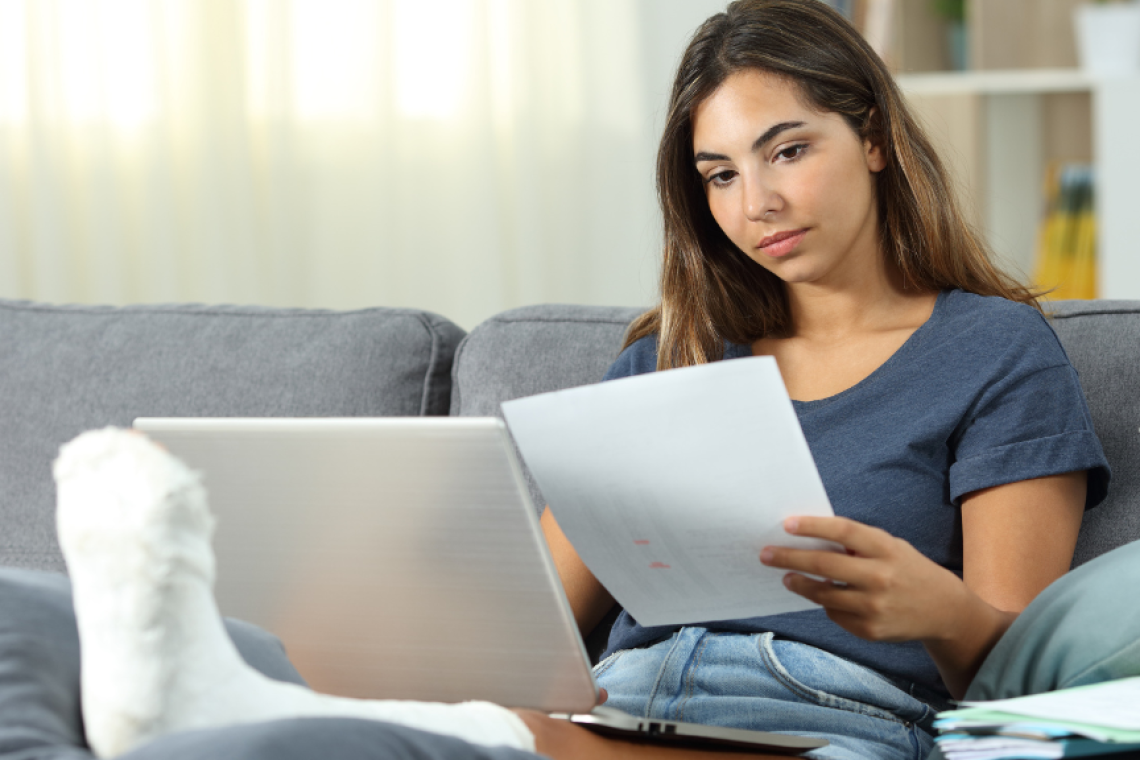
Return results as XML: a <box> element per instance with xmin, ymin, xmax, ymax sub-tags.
<box><xmin>758</xmin><ymin>228</ymin><xmax>808</xmax><ymax>258</ymax></box>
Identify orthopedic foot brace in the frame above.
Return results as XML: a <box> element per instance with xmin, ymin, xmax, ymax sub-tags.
<box><xmin>54</xmin><ymin>428</ymin><xmax>535</xmax><ymax>758</ymax></box>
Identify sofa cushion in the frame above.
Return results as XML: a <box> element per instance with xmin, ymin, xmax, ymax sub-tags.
<box><xmin>1048</xmin><ymin>300</ymin><xmax>1140</xmax><ymax>566</ymax></box>
<box><xmin>0</xmin><ymin>568</ymin><xmax>538</xmax><ymax>760</ymax></box>
<box><xmin>449</xmin><ymin>304</ymin><xmax>644</xmax><ymax>514</ymax></box>
<box><xmin>0</xmin><ymin>567</ymin><xmax>306</xmax><ymax>758</ymax></box>
<box><xmin>0</xmin><ymin>300</ymin><xmax>465</xmax><ymax>573</ymax></box>
<box><xmin>119</xmin><ymin>719</ymin><xmax>542</xmax><ymax>760</ymax></box>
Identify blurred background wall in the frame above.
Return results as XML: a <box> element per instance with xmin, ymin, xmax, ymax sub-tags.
<box><xmin>1</xmin><ymin>0</ymin><xmax>1128</xmax><ymax>327</ymax></box>
<box><xmin>0</xmin><ymin>0</ymin><xmax>724</xmax><ymax>328</ymax></box>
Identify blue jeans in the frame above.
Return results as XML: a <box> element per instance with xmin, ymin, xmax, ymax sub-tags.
<box><xmin>594</xmin><ymin>628</ymin><xmax>941</xmax><ymax>760</ymax></box>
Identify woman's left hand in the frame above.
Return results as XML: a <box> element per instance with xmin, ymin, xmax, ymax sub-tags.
<box><xmin>760</xmin><ymin>516</ymin><xmax>972</xmax><ymax>644</ymax></box>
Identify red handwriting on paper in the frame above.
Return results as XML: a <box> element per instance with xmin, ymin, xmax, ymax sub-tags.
<box><xmin>649</xmin><ymin>562</ymin><xmax>671</xmax><ymax>569</ymax></box>
<box><xmin>634</xmin><ymin>540</ymin><xmax>650</xmax><ymax>545</ymax></box>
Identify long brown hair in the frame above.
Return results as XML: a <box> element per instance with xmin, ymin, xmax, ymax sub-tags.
<box><xmin>628</xmin><ymin>0</ymin><xmax>1039</xmax><ymax>369</ymax></box>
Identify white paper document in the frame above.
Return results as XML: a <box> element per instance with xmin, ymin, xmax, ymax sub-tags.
<box><xmin>501</xmin><ymin>356</ymin><xmax>836</xmax><ymax>627</ymax></box>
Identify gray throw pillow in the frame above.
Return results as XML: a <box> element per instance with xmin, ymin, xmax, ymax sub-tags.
<box><xmin>0</xmin><ymin>568</ymin><xmax>541</xmax><ymax>760</ymax></box>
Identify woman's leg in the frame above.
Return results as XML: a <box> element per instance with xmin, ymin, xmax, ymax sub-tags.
<box><xmin>54</xmin><ymin>428</ymin><xmax>534</xmax><ymax>758</ymax></box>
<box><xmin>594</xmin><ymin>629</ymin><xmax>939</xmax><ymax>760</ymax></box>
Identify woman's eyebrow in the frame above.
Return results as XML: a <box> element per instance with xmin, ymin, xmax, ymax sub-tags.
<box><xmin>693</xmin><ymin>120</ymin><xmax>808</xmax><ymax>165</ymax></box>
<box><xmin>752</xmin><ymin>120</ymin><xmax>806</xmax><ymax>152</ymax></box>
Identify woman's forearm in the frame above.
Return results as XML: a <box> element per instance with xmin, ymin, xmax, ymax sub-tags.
<box><xmin>921</xmin><ymin>585</ymin><xmax>1017</xmax><ymax>700</ymax></box>
<box><xmin>540</xmin><ymin>507</ymin><xmax>616</xmax><ymax>636</ymax></box>
<box><xmin>937</xmin><ymin>474</ymin><xmax>1088</xmax><ymax>698</ymax></box>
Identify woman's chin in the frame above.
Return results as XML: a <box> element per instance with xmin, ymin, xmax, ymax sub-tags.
<box><xmin>750</xmin><ymin>257</ymin><xmax>823</xmax><ymax>285</ymax></box>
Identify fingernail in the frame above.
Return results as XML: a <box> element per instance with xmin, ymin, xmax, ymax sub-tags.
<box><xmin>785</xmin><ymin>517</ymin><xmax>800</xmax><ymax>534</ymax></box>
<box><xmin>783</xmin><ymin>574</ymin><xmax>794</xmax><ymax>589</ymax></box>
<box><xmin>760</xmin><ymin>548</ymin><xmax>773</xmax><ymax>564</ymax></box>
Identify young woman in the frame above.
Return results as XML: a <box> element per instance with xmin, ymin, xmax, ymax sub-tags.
<box><xmin>518</xmin><ymin>1</ymin><xmax>1110</xmax><ymax>758</ymax></box>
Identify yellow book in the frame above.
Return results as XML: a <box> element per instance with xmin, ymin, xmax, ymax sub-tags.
<box><xmin>1035</xmin><ymin>164</ymin><xmax>1096</xmax><ymax>300</ymax></box>
<box><xmin>1033</xmin><ymin>164</ymin><xmax>1064</xmax><ymax>294</ymax></box>
<box><xmin>1071</xmin><ymin>168</ymin><xmax>1097</xmax><ymax>299</ymax></box>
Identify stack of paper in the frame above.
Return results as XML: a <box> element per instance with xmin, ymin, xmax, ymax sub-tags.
<box><xmin>935</xmin><ymin>677</ymin><xmax>1140</xmax><ymax>759</ymax></box>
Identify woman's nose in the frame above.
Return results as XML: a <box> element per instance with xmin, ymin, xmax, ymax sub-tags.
<box><xmin>743</xmin><ymin>176</ymin><xmax>781</xmax><ymax>221</ymax></box>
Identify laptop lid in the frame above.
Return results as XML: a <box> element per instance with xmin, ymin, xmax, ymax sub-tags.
<box><xmin>133</xmin><ymin>417</ymin><xmax>598</xmax><ymax>713</ymax></box>
<box><xmin>133</xmin><ymin>416</ymin><xmax>827</xmax><ymax>754</ymax></box>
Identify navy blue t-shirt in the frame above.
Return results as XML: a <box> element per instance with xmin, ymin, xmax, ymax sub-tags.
<box><xmin>599</xmin><ymin>290</ymin><xmax>1110</xmax><ymax>699</ymax></box>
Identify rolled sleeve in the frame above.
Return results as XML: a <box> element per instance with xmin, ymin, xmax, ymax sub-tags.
<box><xmin>949</xmin><ymin>364</ymin><xmax>1110</xmax><ymax>507</ymax></box>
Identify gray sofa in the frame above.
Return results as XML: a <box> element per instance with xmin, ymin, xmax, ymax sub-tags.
<box><xmin>1</xmin><ymin>296</ymin><xmax>1138</xmax><ymax>760</ymax></box>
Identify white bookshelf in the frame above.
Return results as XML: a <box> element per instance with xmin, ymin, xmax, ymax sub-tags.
<box><xmin>897</xmin><ymin>69</ymin><xmax>1140</xmax><ymax>300</ymax></box>
<box><xmin>899</xmin><ymin>68</ymin><xmax>1093</xmax><ymax>95</ymax></box>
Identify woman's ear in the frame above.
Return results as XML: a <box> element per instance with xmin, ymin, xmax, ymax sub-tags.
<box><xmin>863</xmin><ymin>108</ymin><xmax>887</xmax><ymax>173</ymax></box>
<box><xmin>865</xmin><ymin>140</ymin><xmax>887</xmax><ymax>173</ymax></box>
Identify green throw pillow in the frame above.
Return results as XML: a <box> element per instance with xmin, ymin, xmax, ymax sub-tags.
<box><xmin>966</xmin><ymin>539</ymin><xmax>1140</xmax><ymax>701</ymax></box>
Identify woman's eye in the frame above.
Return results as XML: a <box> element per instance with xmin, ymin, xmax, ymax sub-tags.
<box><xmin>707</xmin><ymin>170</ymin><xmax>736</xmax><ymax>186</ymax></box>
<box><xmin>776</xmin><ymin>144</ymin><xmax>807</xmax><ymax>162</ymax></box>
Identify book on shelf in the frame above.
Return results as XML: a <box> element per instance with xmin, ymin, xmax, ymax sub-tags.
<box><xmin>1034</xmin><ymin>163</ymin><xmax>1097</xmax><ymax>301</ymax></box>
<box><xmin>934</xmin><ymin>677</ymin><xmax>1140</xmax><ymax>760</ymax></box>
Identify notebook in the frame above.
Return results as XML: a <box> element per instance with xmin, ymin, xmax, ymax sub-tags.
<box><xmin>133</xmin><ymin>416</ymin><xmax>827</xmax><ymax>754</ymax></box>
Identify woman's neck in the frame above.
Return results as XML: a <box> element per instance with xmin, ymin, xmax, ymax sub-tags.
<box><xmin>782</xmin><ymin>260</ymin><xmax>935</xmax><ymax>342</ymax></box>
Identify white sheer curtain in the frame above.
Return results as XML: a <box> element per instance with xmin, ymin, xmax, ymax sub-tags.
<box><xmin>0</xmin><ymin>0</ymin><xmax>723</xmax><ymax>328</ymax></box>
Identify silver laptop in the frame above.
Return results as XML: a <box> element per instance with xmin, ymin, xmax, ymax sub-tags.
<box><xmin>133</xmin><ymin>417</ymin><xmax>826</xmax><ymax>754</ymax></box>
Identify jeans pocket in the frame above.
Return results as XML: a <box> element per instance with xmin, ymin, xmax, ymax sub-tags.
<box><xmin>755</xmin><ymin>633</ymin><xmax>929</xmax><ymax>728</ymax></box>
<box><xmin>592</xmin><ymin>647</ymin><xmax>631</xmax><ymax>679</ymax></box>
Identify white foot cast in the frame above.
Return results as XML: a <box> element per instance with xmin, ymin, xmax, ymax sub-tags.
<box><xmin>55</xmin><ymin>428</ymin><xmax>535</xmax><ymax>758</ymax></box>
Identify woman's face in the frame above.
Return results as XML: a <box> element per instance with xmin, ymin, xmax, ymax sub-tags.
<box><xmin>692</xmin><ymin>70</ymin><xmax>885</xmax><ymax>288</ymax></box>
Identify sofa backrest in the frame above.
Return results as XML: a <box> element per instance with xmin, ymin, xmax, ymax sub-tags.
<box><xmin>6</xmin><ymin>297</ymin><xmax>1132</xmax><ymax>575</ymax></box>
<box><xmin>451</xmin><ymin>300</ymin><xmax>1140</xmax><ymax>569</ymax></box>
<box><xmin>450</xmin><ymin>304</ymin><xmax>643</xmax><ymax>513</ymax></box>
<box><xmin>1048</xmin><ymin>300</ymin><xmax>1140</xmax><ymax>566</ymax></box>
<box><xmin>0</xmin><ymin>299</ymin><xmax>465</xmax><ymax>574</ymax></box>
